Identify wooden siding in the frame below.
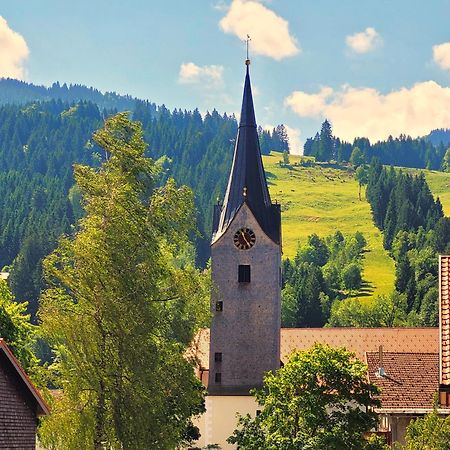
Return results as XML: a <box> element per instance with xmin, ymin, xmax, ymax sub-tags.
<box><xmin>0</xmin><ymin>352</ymin><xmax>37</xmax><ymax>449</ymax></box>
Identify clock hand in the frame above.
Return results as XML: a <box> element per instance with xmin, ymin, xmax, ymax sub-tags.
<box><xmin>241</xmin><ymin>231</ymin><xmax>251</xmax><ymax>247</ymax></box>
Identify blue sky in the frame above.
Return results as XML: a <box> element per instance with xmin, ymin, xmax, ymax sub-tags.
<box><xmin>3</xmin><ymin>0</ymin><xmax>450</xmax><ymax>153</ymax></box>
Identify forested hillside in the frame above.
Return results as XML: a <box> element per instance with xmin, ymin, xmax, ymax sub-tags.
<box><xmin>365</xmin><ymin>159</ymin><xmax>450</xmax><ymax>325</ymax></box>
<box><xmin>0</xmin><ymin>84</ymin><xmax>289</xmax><ymax>315</ymax></box>
<box><xmin>427</xmin><ymin>128</ymin><xmax>450</xmax><ymax>147</ymax></box>
<box><xmin>0</xmin><ymin>101</ymin><xmax>102</xmax><ymax>315</ymax></box>
<box><xmin>305</xmin><ymin>120</ymin><xmax>448</xmax><ymax>170</ymax></box>
<box><xmin>1</xmin><ymin>79</ymin><xmax>449</xmax><ymax>326</ymax></box>
<box><xmin>0</xmin><ymin>78</ymin><xmax>141</xmax><ymax>112</ymax></box>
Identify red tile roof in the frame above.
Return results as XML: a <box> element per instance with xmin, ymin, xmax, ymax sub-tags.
<box><xmin>192</xmin><ymin>327</ymin><xmax>439</xmax><ymax>371</ymax></box>
<box><xmin>0</xmin><ymin>338</ymin><xmax>50</xmax><ymax>416</ymax></box>
<box><xmin>366</xmin><ymin>352</ymin><xmax>444</xmax><ymax>411</ymax></box>
<box><xmin>192</xmin><ymin>328</ymin><xmax>447</xmax><ymax>412</ymax></box>
<box><xmin>440</xmin><ymin>255</ymin><xmax>450</xmax><ymax>385</ymax></box>
<box><xmin>281</xmin><ymin>328</ymin><xmax>438</xmax><ymax>361</ymax></box>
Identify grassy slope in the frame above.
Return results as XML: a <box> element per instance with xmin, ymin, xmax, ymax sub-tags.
<box><xmin>262</xmin><ymin>153</ymin><xmax>450</xmax><ymax>302</ymax></box>
<box><xmin>264</xmin><ymin>153</ymin><xmax>450</xmax><ymax>299</ymax></box>
<box><xmin>263</xmin><ymin>153</ymin><xmax>393</xmax><ymax>302</ymax></box>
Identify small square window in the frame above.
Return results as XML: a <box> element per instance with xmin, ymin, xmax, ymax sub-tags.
<box><xmin>216</xmin><ymin>301</ymin><xmax>223</xmax><ymax>311</ymax></box>
<box><xmin>215</xmin><ymin>372</ymin><xmax>222</xmax><ymax>383</ymax></box>
<box><xmin>238</xmin><ymin>265</ymin><xmax>251</xmax><ymax>283</ymax></box>
<box><xmin>215</xmin><ymin>352</ymin><xmax>222</xmax><ymax>362</ymax></box>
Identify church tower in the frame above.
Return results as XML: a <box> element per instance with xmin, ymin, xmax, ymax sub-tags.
<box><xmin>208</xmin><ymin>61</ymin><xmax>281</xmax><ymax>395</ymax></box>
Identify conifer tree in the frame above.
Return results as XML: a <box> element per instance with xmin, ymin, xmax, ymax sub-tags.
<box><xmin>318</xmin><ymin>120</ymin><xmax>334</xmax><ymax>161</ymax></box>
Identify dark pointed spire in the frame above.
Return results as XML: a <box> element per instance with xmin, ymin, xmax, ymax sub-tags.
<box><xmin>212</xmin><ymin>63</ymin><xmax>281</xmax><ymax>244</ymax></box>
<box><xmin>239</xmin><ymin>64</ymin><xmax>256</xmax><ymax>128</ymax></box>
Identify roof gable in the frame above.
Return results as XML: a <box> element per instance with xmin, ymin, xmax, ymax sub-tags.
<box><xmin>0</xmin><ymin>338</ymin><xmax>50</xmax><ymax>416</ymax></box>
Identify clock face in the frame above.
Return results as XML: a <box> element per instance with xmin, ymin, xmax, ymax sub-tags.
<box><xmin>233</xmin><ymin>228</ymin><xmax>256</xmax><ymax>250</ymax></box>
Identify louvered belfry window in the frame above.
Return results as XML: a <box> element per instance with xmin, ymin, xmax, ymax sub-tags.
<box><xmin>238</xmin><ymin>265</ymin><xmax>251</xmax><ymax>283</ymax></box>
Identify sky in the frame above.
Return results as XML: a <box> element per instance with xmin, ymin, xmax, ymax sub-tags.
<box><xmin>3</xmin><ymin>0</ymin><xmax>450</xmax><ymax>154</ymax></box>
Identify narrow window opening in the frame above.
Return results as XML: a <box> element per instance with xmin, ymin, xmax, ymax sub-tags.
<box><xmin>215</xmin><ymin>352</ymin><xmax>222</xmax><ymax>362</ymax></box>
<box><xmin>256</xmin><ymin>410</ymin><xmax>262</xmax><ymax>416</ymax></box>
<box><xmin>216</xmin><ymin>301</ymin><xmax>223</xmax><ymax>311</ymax></box>
<box><xmin>215</xmin><ymin>372</ymin><xmax>222</xmax><ymax>383</ymax></box>
<box><xmin>238</xmin><ymin>264</ymin><xmax>251</xmax><ymax>283</ymax></box>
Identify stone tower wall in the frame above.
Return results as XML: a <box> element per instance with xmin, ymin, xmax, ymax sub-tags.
<box><xmin>208</xmin><ymin>203</ymin><xmax>281</xmax><ymax>395</ymax></box>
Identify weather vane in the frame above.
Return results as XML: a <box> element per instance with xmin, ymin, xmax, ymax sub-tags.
<box><xmin>245</xmin><ymin>34</ymin><xmax>251</xmax><ymax>65</ymax></box>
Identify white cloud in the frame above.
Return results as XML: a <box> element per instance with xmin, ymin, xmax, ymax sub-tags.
<box><xmin>178</xmin><ymin>62</ymin><xmax>224</xmax><ymax>88</ymax></box>
<box><xmin>0</xmin><ymin>16</ymin><xmax>29</xmax><ymax>79</ymax></box>
<box><xmin>284</xmin><ymin>125</ymin><xmax>302</xmax><ymax>155</ymax></box>
<box><xmin>219</xmin><ymin>0</ymin><xmax>299</xmax><ymax>60</ymax></box>
<box><xmin>346</xmin><ymin>27</ymin><xmax>381</xmax><ymax>54</ymax></box>
<box><xmin>285</xmin><ymin>81</ymin><xmax>450</xmax><ymax>143</ymax></box>
<box><xmin>433</xmin><ymin>42</ymin><xmax>450</xmax><ymax>70</ymax></box>
<box><xmin>284</xmin><ymin>87</ymin><xmax>333</xmax><ymax>118</ymax></box>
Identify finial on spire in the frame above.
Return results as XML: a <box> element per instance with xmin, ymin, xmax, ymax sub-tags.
<box><xmin>245</xmin><ymin>34</ymin><xmax>251</xmax><ymax>66</ymax></box>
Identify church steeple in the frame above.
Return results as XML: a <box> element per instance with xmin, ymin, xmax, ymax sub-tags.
<box><xmin>213</xmin><ymin>63</ymin><xmax>280</xmax><ymax>244</ymax></box>
<box><xmin>208</xmin><ymin>60</ymin><xmax>281</xmax><ymax>396</ymax></box>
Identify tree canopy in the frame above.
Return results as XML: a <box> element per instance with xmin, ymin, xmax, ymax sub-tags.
<box><xmin>304</xmin><ymin>120</ymin><xmax>446</xmax><ymax>170</ymax></box>
<box><xmin>0</xmin><ymin>279</ymin><xmax>37</xmax><ymax>371</ymax></box>
<box><xmin>282</xmin><ymin>231</ymin><xmax>367</xmax><ymax>327</ymax></box>
<box><xmin>38</xmin><ymin>113</ymin><xmax>209</xmax><ymax>449</ymax></box>
<box><xmin>402</xmin><ymin>402</ymin><xmax>450</xmax><ymax>449</ymax></box>
<box><xmin>228</xmin><ymin>343</ymin><xmax>387</xmax><ymax>450</ymax></box>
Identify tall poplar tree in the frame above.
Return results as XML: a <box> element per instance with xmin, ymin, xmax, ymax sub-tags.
<box><xmin>38</xmin><ymin>113</ymin><xmax>209</xmax><ymax>449</ymax></box>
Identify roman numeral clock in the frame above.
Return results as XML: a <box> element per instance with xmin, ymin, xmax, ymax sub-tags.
<box><xmin>233</xmin><ymin>227</ymin><xmax>256</xmax><ymax>250</ymax></box>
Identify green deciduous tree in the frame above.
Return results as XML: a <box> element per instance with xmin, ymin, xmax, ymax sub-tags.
<box><xmin>341</xmin><ymin>263</ymin><xmax>362</xmax><ymax>292</ymax></box>
<box><xmin>38</xmin><ymin>113</ymin><xmax>209</xmax><ymax>450</ymax></box>
<box><xmin>228</xmin><ymin>343</ymin><xmax>386</xmax><ymax>450</ymax></box>
<box><xmin>350</xmin><ymin>147</ymin><xmax>365</xmax><ymax>167</ymax></box>
<box><xmin>402</xmin><ymin>401</ymin><xmax>450</xmax><ymax>449</ymax></box>
<box><xmin>0</xmin><ymin>279</ymin><xmax>37</xmax><ymax>370</ymax></box>
<box><xmin>355</xmin><ymin>165</ymin><xmax>369</xmax><ymax>201</ymax></box>
<box><xmin>328</xmin><ymin>291</ymin><xmax>408</xmax><ymax>328</ymax></box>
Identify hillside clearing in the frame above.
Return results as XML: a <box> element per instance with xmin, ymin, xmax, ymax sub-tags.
<box><xmin>263</xmin><ymin>153</ymin><xmax>392</xmax><ymax>302</ymax></box>
<box><xmin>263</xmin><ymin>153</ymin><xmax>450</xmax><ymax>302</ymax></box>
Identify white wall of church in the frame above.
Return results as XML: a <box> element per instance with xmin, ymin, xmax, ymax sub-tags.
<box><xmin>193</xmin><ymin>395</ymin><xmax>258</xmax><ymax>449</ymax></box>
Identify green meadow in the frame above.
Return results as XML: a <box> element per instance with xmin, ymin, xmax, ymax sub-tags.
<box><xmin>262</xmin><ymin>153</ymin><xmax>450</xmax><ymax>302</ymax></box>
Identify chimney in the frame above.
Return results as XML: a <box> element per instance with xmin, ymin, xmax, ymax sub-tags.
<box><xmin>376</xmin><ymin>345</ymin><xmax>385</xmax><ymax>378</ymax></box>
<box><xmin>439</xmin><ymin>255</ymin><xmax>450</xmax><ymax>407</ymax></box>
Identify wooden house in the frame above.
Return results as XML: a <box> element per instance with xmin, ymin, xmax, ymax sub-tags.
<box><xmin>0</xmin><ymin>339</ymin><xmax>49</xmax><ymax>449</ymax></box>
